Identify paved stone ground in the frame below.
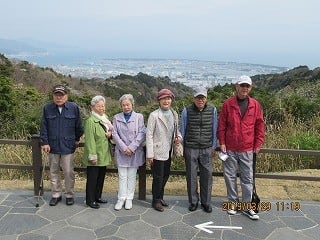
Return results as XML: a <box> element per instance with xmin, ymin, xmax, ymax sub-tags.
<box><xmin>0</xmin><ymin>190</ymin><xmax>319</xmax><ymax>240</ymax></box>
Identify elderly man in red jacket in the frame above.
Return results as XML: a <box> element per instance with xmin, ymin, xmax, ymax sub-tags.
<box><xmin>218</xmin><ymin>75</ymin><xmax>264</xmax><ymax>220</ymax></box>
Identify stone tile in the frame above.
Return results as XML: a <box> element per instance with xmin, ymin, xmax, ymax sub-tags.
<box><xmin>37</xmin><ymin>203</ymin><xmax>86</xmax><ymax>222</ymax></box>
<box><xmin>9</xmin><ymin>207</ymin><xmax>38</xmax><ymax>214</ymax></box>
<box><xmin>301</xmin><ymin>225</ymin><xmax>320</xmax><ymax>240</ymax></box>
<box><xmin>51</xmin><ymin>226</ymin><xmax>96</xmax><ymax>240</ymax></box>
<box><xmin>35</xmin><ymin>220</ymin><xmax>67</xmax><ymax>236</ymax></box>
<box><xmin>266</xmin><ymin>227</ymin><xmax>314</xmax><ymax>240</ymax></box>
<box><xmin>67</xmin><ymin>208</ymin><xmax>115</xmax><ymax>230</ymax></box>
<box><xmin>95</xmin><ymin>224</ymin><xmax>119</xmax><ymax>238</ymax></box>
<box><xmin>279</xmin><ymin>216</ymin><xmax>317</xmax><ymax>230</ymax></box>
<box><xmin>115</xmin><ymin>220</ymin><xmax>160</xmax><ymax>240</ymax></box>
<box><xmin>111</xmin><ymin>215</ymin><xmax>140</xmax><ymax>226</ymax></box>
<box><xmin>17</xmin><ymin>233</ymin><xmax>49</xmax><ymax>240</ymax></box>
<box><xmin>0</xmin><ymin>235</ymin><xmax>18</xmax><ymax>240</ymax></box>
<box><xmin>0</xmin><ymin>214</ymin><xmax>49</xmax><ymax>235</ymax></box>
<box><xmin>231</xmin><ymin>215</ymin><xmax>276</xmax><ymax>239</ymax></box>
<box><xmin>160</xmin><ymin>221</ymin><xmax>198</xmax><ymax>240</ymax></box>
<box><xmin>222</xmin><ymin>230</ymin><xmax>257</xmax><ymax>240</ymax></box>
<box><xmin>141</xmin><ymin>208</ymin><xmax>182</xmax><ymax>227</ymax></box>
<box><xmin>0</xmin><ymin>206</ymin><xmax>10</xmax><ymax>218</ymax></box>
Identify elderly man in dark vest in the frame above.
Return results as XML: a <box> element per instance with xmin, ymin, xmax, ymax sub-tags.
<box><xmin>180</xmin><ymin>86</ymin><xmax>218</xmax><ymax>213</ymax></box>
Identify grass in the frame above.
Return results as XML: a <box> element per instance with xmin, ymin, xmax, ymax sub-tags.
<box><xmin>1</xmin><ymin>170</ymin><xmax>319</xmax><ymax>201</ymax></box>
<box><xmin>1</xmin><ymin>114</ymin><xmax>320</xmax><ymax>201</ymax></box>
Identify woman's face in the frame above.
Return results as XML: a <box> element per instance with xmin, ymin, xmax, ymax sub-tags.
<box><xmin>91</xmin><ymin>100</ymin><xmax>105</xmax><ymax>116</ymax></box>
<box><xmin>159</xmin><ymin>97</ymin><xmax>172</xmax><ymax>110</ymax></box>
<box><xmin>121</xmin><ymin>99</ymin><xmax>133</xmax><ymax>114</ymax></box>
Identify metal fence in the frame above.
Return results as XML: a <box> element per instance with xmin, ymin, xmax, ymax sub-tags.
<box><xmin>0</xmin><ymin>135</ymin><xmax>319</xmax><ymax>200</ymax></box>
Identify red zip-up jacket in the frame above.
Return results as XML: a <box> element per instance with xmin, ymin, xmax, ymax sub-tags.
<box><xmin>218</xmin><ymin>96</ymin><xmax>265</xmax><ymax>152</ymax></box>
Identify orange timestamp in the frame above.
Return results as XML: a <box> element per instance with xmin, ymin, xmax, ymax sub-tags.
<box><xmin>222</xmin><ymin>201</ymin><xmax>301</xmax><ymax>212</ymax></box>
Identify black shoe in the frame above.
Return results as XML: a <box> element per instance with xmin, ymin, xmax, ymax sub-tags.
<box><xmin>49</xmin><ymin>196</ymin><xmax>62</xmax><ymax>206</ymax></box>
<box><xmin>96</xmin><ymin>198</ymin><xmax>108</xmax><ymax>204</ymax></box>
<box><xmin>152</xmin><ymin>201</ymin><xmax>164</xmax><ymax>212</ymax></box>
<box><xmin>66</xmin><ymin>197</ymin><xmax>74</xmax><ymax>206</ymax></box>
<box><xmin>201</xmin><ymin>204</ymin><xmax>212</xmax><ymax>213</ymax></box>
<box><xmin>160</xmin><ymin>199</ymin><xmax>169</xmax><ymax>207</ymax></box>
<box><xmin>87</xmin><ymin>201</ymin><xmax>100</xmax><ymax>209</ymax></box>
<box><xmin>188</xmin><ymin>203</ymin><xmax>198</xmax><ymax>211</ymax></box>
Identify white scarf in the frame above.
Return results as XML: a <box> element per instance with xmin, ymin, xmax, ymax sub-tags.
<box><xmin>91</xmin><ymin>111</ymin><xmax>113</xmax><ymax>132</ymax></box>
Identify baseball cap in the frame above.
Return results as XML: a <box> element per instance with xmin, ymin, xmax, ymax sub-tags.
<box><xmin>193</xmin><ymin>86</ymin><xmax>207</xmax><ymax>98</ymax></box>
<box><xmin>237</xmin><ymin>76</ymin><xmax>252</xmax><ymax>85</ymax></box>
<box><xmin>52</xmin><ymin>85</ymin><xmax>67</xmax><ymax>94</ymax></box>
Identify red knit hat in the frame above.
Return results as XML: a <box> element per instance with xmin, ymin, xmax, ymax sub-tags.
<box><xmin>157</xmin><ymin>89</ymin><xmax>175</xmax><ymax>101</ymax></box>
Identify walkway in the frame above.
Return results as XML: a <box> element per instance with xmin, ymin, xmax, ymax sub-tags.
<box><xmin>0</xmin><ymin>190</ymin><xmax>319</xmax><ymax>240</ymax></box>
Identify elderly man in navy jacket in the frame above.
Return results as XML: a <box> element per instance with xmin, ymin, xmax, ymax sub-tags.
<box><xmin>40</xmin><ymin>85</ymin><xmax>83</xmax><ymax>206</ymax></box>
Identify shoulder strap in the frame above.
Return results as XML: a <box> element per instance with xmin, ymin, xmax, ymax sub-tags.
<box><xmin>135</xmin><ymin>113</ymin><xmax>139</xmax><ymax>136</ymax></box>
<box><xmin>253</xmin><ymin>153</ymin><xmax>257</xmax><ymax>187</ymax></box>
<box><xmin>98</xmin><ymin>121</ymin><xmax>107</xmax><ymax>132</ymax></box>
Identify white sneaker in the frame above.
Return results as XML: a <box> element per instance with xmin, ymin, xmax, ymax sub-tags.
<box><xmin>227</xmin><ymin>209</ymin><xmax>237</xmax><ymax>215</ymax></box>
<box><xmin>242</xmin><ymin>209</ymin><xmax>259</xmax><ymax>220</ymax></box>
<box><xmin>125</xmin><ymin>199</ymin><xmax>132</xmax><ymax>210</ymax></box>
<box><xmin>114</xmin><ymin>200</ymin><xmax>125</xmax><ymax>211</ymax></box>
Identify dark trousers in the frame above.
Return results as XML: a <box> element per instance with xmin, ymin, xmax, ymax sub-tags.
<box><xmin>86</xmin><ymin>166</ymin><xmax>107</xmax><ymax>204</ymax></box>
<box><xmin>184</xmin><ymin>147</ymin><xmax>213</xmax><ymax>205</ymax></box>
<box><xmin>151</xmin><ymin>157</ymin><xmax>171</xmax><ymax>202</ymax></box>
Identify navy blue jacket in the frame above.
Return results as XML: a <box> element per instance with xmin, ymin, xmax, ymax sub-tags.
<box><xmin>40</xmin><ymin>101</ymin><xmax>84</xmax><ymax>154</ymax></box>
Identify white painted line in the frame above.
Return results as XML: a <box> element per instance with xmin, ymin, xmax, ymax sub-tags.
<box><xmin>195</xmin><ymin>221</ymin><xmax>242</xmax><ymax>234</ymax></box>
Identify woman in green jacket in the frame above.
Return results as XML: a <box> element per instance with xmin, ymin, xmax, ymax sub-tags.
<box><xmin>83</xmin><ymin>95</ymin><xmax>113</xmax><ymax>209</ymax></box>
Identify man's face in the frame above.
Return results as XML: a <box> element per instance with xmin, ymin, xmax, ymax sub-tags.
<box><xmin>193</xmin><ymin>95</ymin><xmax>207</xmax><ymax>110</ymax></box>
<box><xmin>236</xmin><ymin>83</ymin><xmax>252</xmax><ymax>99</ymax></box>
<box><xmin>53</xmin><ymin>92</ymin><xmax>68</xmax><ymax>106</ymax></box>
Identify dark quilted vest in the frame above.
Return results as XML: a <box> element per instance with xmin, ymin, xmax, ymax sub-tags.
<box><xmin>185</xmin><ymin>104</ymin><xmax>213</xmax><ymax>149</ymax></box>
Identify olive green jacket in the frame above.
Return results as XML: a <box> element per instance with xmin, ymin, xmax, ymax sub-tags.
<box><xmin>83</xmin><ymin>114</ymin><xmax>112</xmax><ymax>166</ymax></box>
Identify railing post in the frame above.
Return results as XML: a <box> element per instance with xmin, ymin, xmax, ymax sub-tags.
<box><xmin>31</xmin><ymin>134</ymin><xmax>42</xmax><ymax>196</ymax></box>
<box><xmin>138</xmin><ymin>163</ymin><xmax>146</xmax><ymax>200</ymax></box>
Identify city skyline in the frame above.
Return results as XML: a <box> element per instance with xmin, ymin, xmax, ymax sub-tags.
<box><xmin>1</xmin><ymin>0</ymin><xmax>319</xmax><ymax>69</ymax></box>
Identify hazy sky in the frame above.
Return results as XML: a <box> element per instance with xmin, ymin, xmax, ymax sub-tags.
<box><xmin>1</xmin><ymin>0</ymin><xmax>319</xmax><ymax>68</ymax></box>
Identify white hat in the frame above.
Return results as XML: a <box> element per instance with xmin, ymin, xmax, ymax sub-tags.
<box><xmin>237</xmin><ymin>75</ymin><xmax>252</xmax><ymax>85</ymax></box>
<box><xmin>193</xmin><ymin>86</ymin><xmax>207</xmax><ymax>97</ymax></box>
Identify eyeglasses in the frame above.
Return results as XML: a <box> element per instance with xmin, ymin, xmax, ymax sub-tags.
<box><xmin>195</xmin><ymin>96</ymin><xmax>206</xmax><ymax>101</ymax></box>
<box><xmin>239</xmin><ymin>83</ymin><xmax>251</xmax><ymax>88</ymax></box>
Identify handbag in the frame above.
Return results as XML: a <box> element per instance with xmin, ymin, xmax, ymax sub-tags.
<box><xmin>99</xmin><ymin>122</ymin><xmax>115</xmax><ymax>157</ymax></box>
<box><xmin>108</xmin><ymin>139</ymin><xmax>115</xmax><ymax>157</ymax></box>
<box><xmin>172</xmin><ymin>119</ymin><xmax>183</xmax><ymax>157</ymax></box>
<box><xmin>251</xmin><ymin>153</ymin><xmax>260</xmax><ymax>213</ymax></box>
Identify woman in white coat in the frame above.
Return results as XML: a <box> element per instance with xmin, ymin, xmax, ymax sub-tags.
<box><xmin>112</xmin><ymin>94</ymin><xmax>146</xmax><ymax>210</ymax></box>
<box><xmin>146</xmin><ymin>89</ymin><xmax>182</xmax><ymax>212</ymax></box>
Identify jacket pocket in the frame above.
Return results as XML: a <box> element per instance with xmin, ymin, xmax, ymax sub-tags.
<box><xmin>64</xmin><ymin>114</ymin><xmax>76</xmax><ymax>127</ymax></box>
<box><xmin>64</xmin><ymin>136</ymin><xmax>76</xmax><ymax>150</ymax></box>
<box><xmin>48</xmin><ymin>136</ymin><xmax>57</xmax><ymax>148</ymax></box>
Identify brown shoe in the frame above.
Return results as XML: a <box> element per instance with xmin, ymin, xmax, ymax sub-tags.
<box><xmin>152</xmin><ymin>201</ymin><xmax>164</xmax><ymax>212</ymax></box>
<box><xmin>160</xmin><ymin>200</ymin><xmax>169</xmax><ymax>207</ymax></box>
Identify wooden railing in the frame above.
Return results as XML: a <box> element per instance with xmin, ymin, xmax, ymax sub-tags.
<box><xmin>0</xmin><ymin>135</ymin><xmax>319</xmax><ymax>200</ymax></box>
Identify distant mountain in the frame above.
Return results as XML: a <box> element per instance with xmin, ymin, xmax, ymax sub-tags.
<box><xmin>252</xmin><ymin>65</ymin><xmax>320</xmax><ymax>92</ymax></box>
<box><xmin>1</xmin><ymin>54</ymin><xmax>193</xmax><ymax>105</ymax></box>
<box><xmin>0</xmin><ymin>38</ymin><xmax>45</xmax><ymax>55</ymax></box>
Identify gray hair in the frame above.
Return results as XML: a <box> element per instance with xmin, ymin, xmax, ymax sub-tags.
<box><xmin>119</xmin><ymin>94</ymin><xmax>135</xmax><ymax>106</ymax></box>
<box><xmin>91</xmin><ymin>95</ymin><xmax>106</xmax><ymax>106</ymax></box>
